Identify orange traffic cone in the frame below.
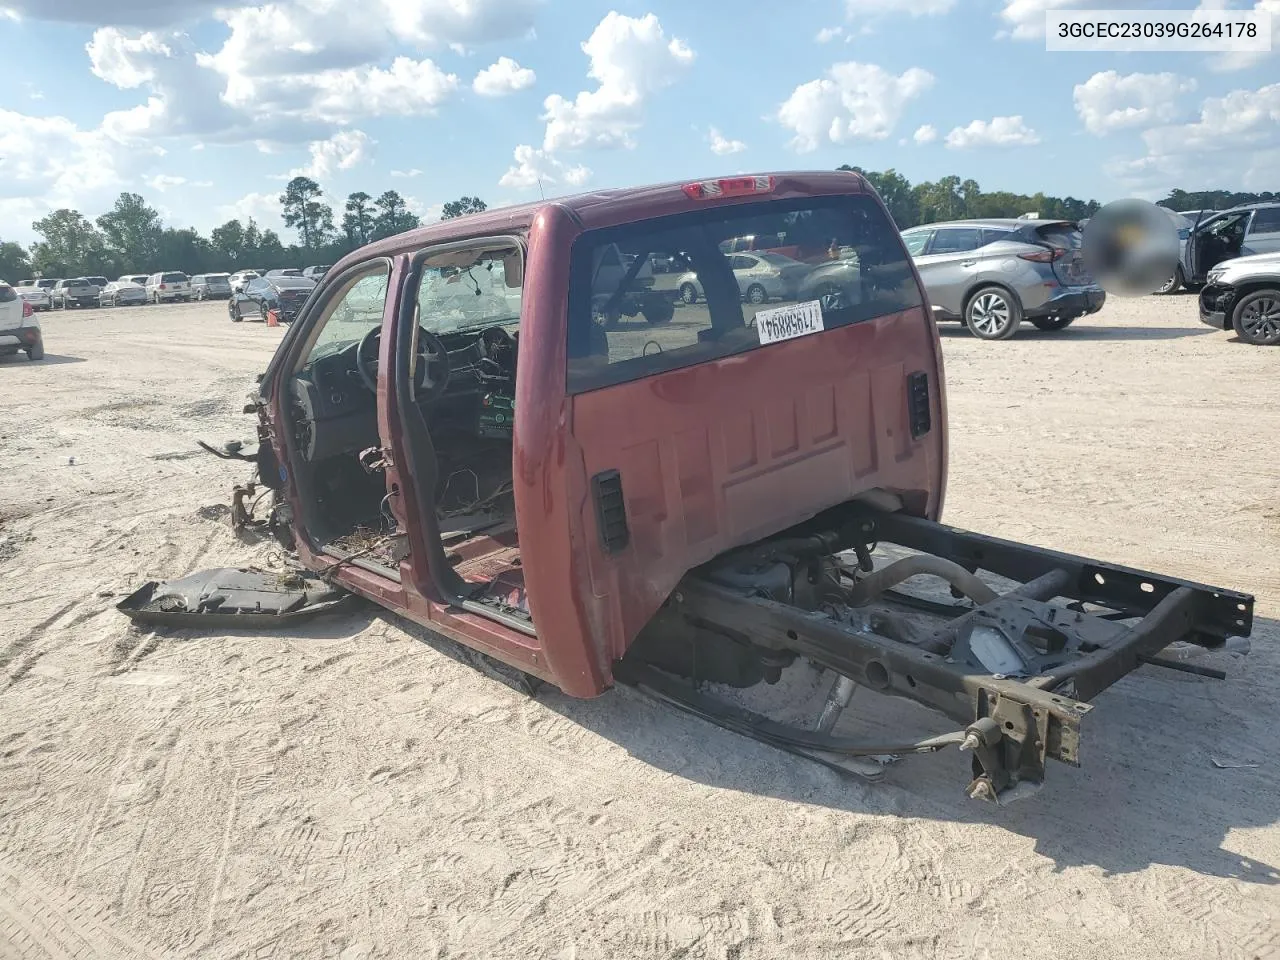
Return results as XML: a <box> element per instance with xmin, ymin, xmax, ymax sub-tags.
<box><xmin>266</xmin><ymin>308</ymin><xmax>280</xmax><ymax>327</ymax></box>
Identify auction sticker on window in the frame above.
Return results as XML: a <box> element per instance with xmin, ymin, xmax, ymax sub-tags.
<box><xmin>754</xmin><ymin>300</ymin><xmax>825</xmax><ymax>346</ymax></box>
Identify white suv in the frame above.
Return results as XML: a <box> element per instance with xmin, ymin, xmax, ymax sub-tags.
<box><xmin>145</xmin><ymin>271</ymin><xmax>192</xmax><ymax>303</ymax></box>
<box><xmin>0</xmin><ymin>281</ymin><xmax>44</xmax><ymax>360</ymax></box>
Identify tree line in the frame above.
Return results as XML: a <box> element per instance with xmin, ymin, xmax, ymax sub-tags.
<box><xmin>838</xmin><ymin>166</ymin><xmax>1276</xmax><ymax>229</ymax></box>
<box><xmin>0</xmin><ymin>177</ymin><xmax>488</xmax><ymax>281</ymax></box>
<box><xmin>4</xmin><ymin>168</ymin><xmax>1276</xmax><ymax>283</ymax></box>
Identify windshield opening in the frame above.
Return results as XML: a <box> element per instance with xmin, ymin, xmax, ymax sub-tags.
<box><xmin>414</xmin><ymin>244</ymin><xmax>523</xmax><ymax>336</ymax></box>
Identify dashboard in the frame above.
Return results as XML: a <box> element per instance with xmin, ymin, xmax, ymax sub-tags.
<box><xmin>291</xmin><ymin>325</ymin><xmax>518</xmax><ymax>462</ymax></box>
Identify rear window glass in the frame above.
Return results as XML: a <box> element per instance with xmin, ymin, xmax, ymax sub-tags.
<box><xmin>566</xmin><ymin>194</ymin><xmax>921</xmax><ymax>394</ymax></box>
<box><xmin>162</xmin><ymin>272</ymin><xmax>187</xmax><ymax>283</ymax></box>
<box><xmin>1033</xmin><ymin>223</ymin><xmax>1083</xmax><ymax>250</ymax></box>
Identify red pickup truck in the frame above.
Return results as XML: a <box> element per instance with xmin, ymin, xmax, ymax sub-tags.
<box><xmin>124</xmin><ymin>171</ymin><xmax>1254</xmax><ymax>804</ymax></box>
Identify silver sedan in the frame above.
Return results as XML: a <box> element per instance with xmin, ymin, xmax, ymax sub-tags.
<box><xmin>676</xmin><ymin>251</ymin><xmax>810</xmax><ymax>305</ymax></box>
<box><xmin>98</xmin><ymin>281</ymin><xmax>148</xmax><ymax>307</ymax></box>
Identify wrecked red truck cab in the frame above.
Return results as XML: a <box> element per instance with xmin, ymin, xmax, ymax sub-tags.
<box><xmin>125</xmin><ymin>172</ymin><xmax>1254</xmax><ymax>803</ymax></box>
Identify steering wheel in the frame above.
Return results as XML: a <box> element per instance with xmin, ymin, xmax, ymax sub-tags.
<box><xmin>356</xmin><ymin>326</ymin><xmax>451</xmax><ymax>402</ymax></box>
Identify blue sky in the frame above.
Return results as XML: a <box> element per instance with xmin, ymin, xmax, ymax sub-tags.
<box><xmin>1</xmin><ymin>0</ymin><xmax>1277</xmax><ymax>245</ymax></box>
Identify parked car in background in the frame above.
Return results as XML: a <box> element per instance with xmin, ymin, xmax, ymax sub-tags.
<box><xmin>51</xmin><ymin>277</ymin><xmax>101</xmax><ymax>309</ymax></box>
<box><xmin>192</xmin><ymin>273</ymin><xmax>233</xmax><ymax>300</ymax></box>
<box><xmin>266</xmin><ymin>268</ymin><xmax>303</xmax><ymax>278</ymax></box>
<box><xmin>228</xmin><ymin>274</ymin><xmax>316</xmax><ymax>323</ymax></box>
<box><xmin>677</xmin><ymin>251</ymin><xmax>810</xmax><ymax>305</ymax></box>
<box><xmin>14</xmin><ymin>282</ymin><xmax>51</xmax><ymax>311</ymax></box>
<box><xmin>301</xmin><ymin>265</ymin><xmax>331</xmax><ymax>281</ymax></box>
<box><xmin>145</xmin><ymin>271</ymin><xmax>192</xmax><ymax>303</ymax></box>
<box><xmin>718</xmin><ymin>233</ymin><xmax>817</xmax><ymax>262</ymax></box>
<box><xmin>899</xmin><ymin>218</ymin><xmax>1105</xmax><ymax>340</ymax></box>
<box><xmin>1184</xmin><ymin>202</ymin><xmax>1280</xmax><ymax>286</ymax></box>
<box><xmin>585</xmin><ymin>243</ymin><xmax>674</xmax><ymax>328</ymax></box>
<box><xmin>98</xmin><ymin>281</ymin><xmax>148</xmax><ymax>307</ymax></box>
<box><xmin>228</xmin><ymin>270</ymin><xmax>260</xmax><ymax>293</ymax></box>
<box><xmin>0</xmin><ymin>281</ymin><xmax>43</xmax><ymax>360</ymax></box>
<box><xmin>1198</xmin><ymin>251</ymin><xmax>1280</xmax><ymax>346</ymax></box>
<box><xmin>85</xmin><ymin>276</ymin><xmax>108</xmax><ymax>291</ymax></box>
<box><xmin>119</xmin><ymin>274</ymin><xmax>149</xmax><ymax>286</ymax></box>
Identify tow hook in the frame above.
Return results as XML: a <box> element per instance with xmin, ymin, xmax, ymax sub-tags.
<box><xmin>960</xmin><ymin>717</ymin><xmax>1007</xmax><ymax>803</ymax></box>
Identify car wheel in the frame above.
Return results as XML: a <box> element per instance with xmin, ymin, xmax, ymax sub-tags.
<box><xmin>964</xmin><ymin>286</ymin><xmax>1022</xmax><ymax>340</ymax></box>
<box><xmin>259</xmin><ymin>303</ymin><xmax>271</xmax><ymax>323</ymax></box>
<box><xmin>1157</xmin><ymin>267</ymin><xmax>1184</xmax><ymax>295</ymax></box>
<box><xmin>1231</xmin><ymin>289</ymin><xmax>1280</xmax><ymax>346</ymax></box>
<box><xmin>641</xmin><ymin>298</ymin><xmax>675</xmax><ymax>325</ymax></box>
<box><xmin>746</xmin><ymin>283</ymin><xmax>768</xmax><ymax>305</ymax></box>
<box><xmin>679</xmin><ymin>282</ymin><xmax>698</xmax><ymax>305</ymax></box>
<box><xmin>26</xmin><ymin>341</ymin><xmax>44</xmax><ymax>360</ymax></box>
<box><xmin>1030</xmin><ymin>316</ymin><xmax>1075</xmax><ymax>331</ymax></box>
<box><xmin>815</xmin><ymin>282</ymin><xmax>849</xmax><ymax>312</ymax></box>
<box><xmin>229</xmin><ymin>302</ymin><xmax>242</xmax><ymax>322</ymax></box>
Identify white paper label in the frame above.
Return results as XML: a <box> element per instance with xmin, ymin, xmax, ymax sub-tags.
<box><xmin>754</xmin><ymin>300</ymin><xmax>825</xmax><ymax>346</ymax></box>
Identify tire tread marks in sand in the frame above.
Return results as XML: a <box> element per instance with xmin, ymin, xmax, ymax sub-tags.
<box><xmin>1149</xmin><ymin>869</ymin><xmax>1276</xmax><ymax>959</ymax></box>
<box><xmin>1</xmin><ymin>602</ymin><xmax>77</xmax><ymax>692</ymax></box>
<box><xmin>0</xmin><ymin>857</ymin><xmax>164</xmax><ymax>960</ymax></box>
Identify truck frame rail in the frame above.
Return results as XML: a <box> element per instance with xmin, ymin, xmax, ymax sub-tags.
<box><xmin>620</xmin><ymin>506</ymin><xmax>1254</xmax><ymax>803</ymax></box>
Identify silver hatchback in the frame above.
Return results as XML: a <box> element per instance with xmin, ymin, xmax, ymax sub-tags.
<box><xmin>901</xmin><ymin>219</ymin><xmax>1106</xmax><ymax>340</ymax></box>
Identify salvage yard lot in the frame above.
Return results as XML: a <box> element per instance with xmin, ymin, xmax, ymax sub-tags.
<box><xmin>1</xmin><ymin>296</ymin><xmax>1278</xmax><ymax>959</ymax></box>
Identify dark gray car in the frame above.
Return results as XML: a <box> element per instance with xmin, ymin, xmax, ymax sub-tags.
<box><xmin>900</xmin><ymin>219</ymin><xmax>1105</xmax><ymax>340</ymax></box>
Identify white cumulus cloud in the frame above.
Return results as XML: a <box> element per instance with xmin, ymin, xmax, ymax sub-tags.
<box><xmin>996</xmin><ymin>0</ymin><xmax>1087</xmax><ymax>40</ymax></box>
<box><xmin>708</xmin><ymin>128</ymin><xmax>746</xmax><ymax>155</ymax></box>
<box><xmin>216</xmin><ymin>190</ymin><xmax>285</xmax><ymax>230</ymax></box>
<box><xmin>1111</xmin><ymin>81</ymin><xmax>1280</xmax><ymax>190</ymax></box>
<box><xmin>540</xmin><ymin>12</ymin><xmax>694</xmax><ymax>152</ymax></box>
<box><xmin>498</xmin><ymin>144</ymin><xmax>591</xmax><ymax>190</ymax></box>
<box><xmin>472</xmin><ymin>56</ymin><xmax>536</xmax><ymax>96</ymax></box>
<box><xmin>776</xmin><ymin>61</ymin><xmax>935</xmax><ymax>152</ymax></box>
<box><xmin>289</xmin><ymin>129</ymin><xmax>373</xmax><ymax>179</ymax></box>
<box><xmin>1073</xmin><ymin>71</ymin><xmax>1198</xmax><ymax>136</ymax></box>
<box><xmin>945</xmin><ymin>115</ymin><xmax>1041</xmax><ymax>148</ymax></box>
<box><xmin>913</xmin><ymin>124</ymin><xmax>938</xmax><ymax>144</ymax></box>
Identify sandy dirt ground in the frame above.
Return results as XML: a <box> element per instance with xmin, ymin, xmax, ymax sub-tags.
<box><xmin>1</xmin><ymin>295</ymin><xmax>1277</xmax><ymax>960</ymax></box>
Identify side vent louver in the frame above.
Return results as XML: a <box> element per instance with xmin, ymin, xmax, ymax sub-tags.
<box><xmin>591</xmin><ymin>469</ymin><xmax>630</xmax><ymax>555</ymax></box>
<box><xmin>907</xmin><ymin>371</ymin><xmax>931</xmax><ymax>439</ymax></box>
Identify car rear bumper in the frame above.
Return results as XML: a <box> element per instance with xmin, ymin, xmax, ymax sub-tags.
<box><xmin>0</xmin><ymin>326</ymin><xmax>42</xmax><ymax>352</ymax></box>
<box><xmin>1026</xmin><ymin>285</ymin><xmax>1106</xmax><ymax>320</ymax></box>
<box><xmin>1198</xmin><ymin>283</ymin><xmax>1234</xmax><ymax>329</ymax></box>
